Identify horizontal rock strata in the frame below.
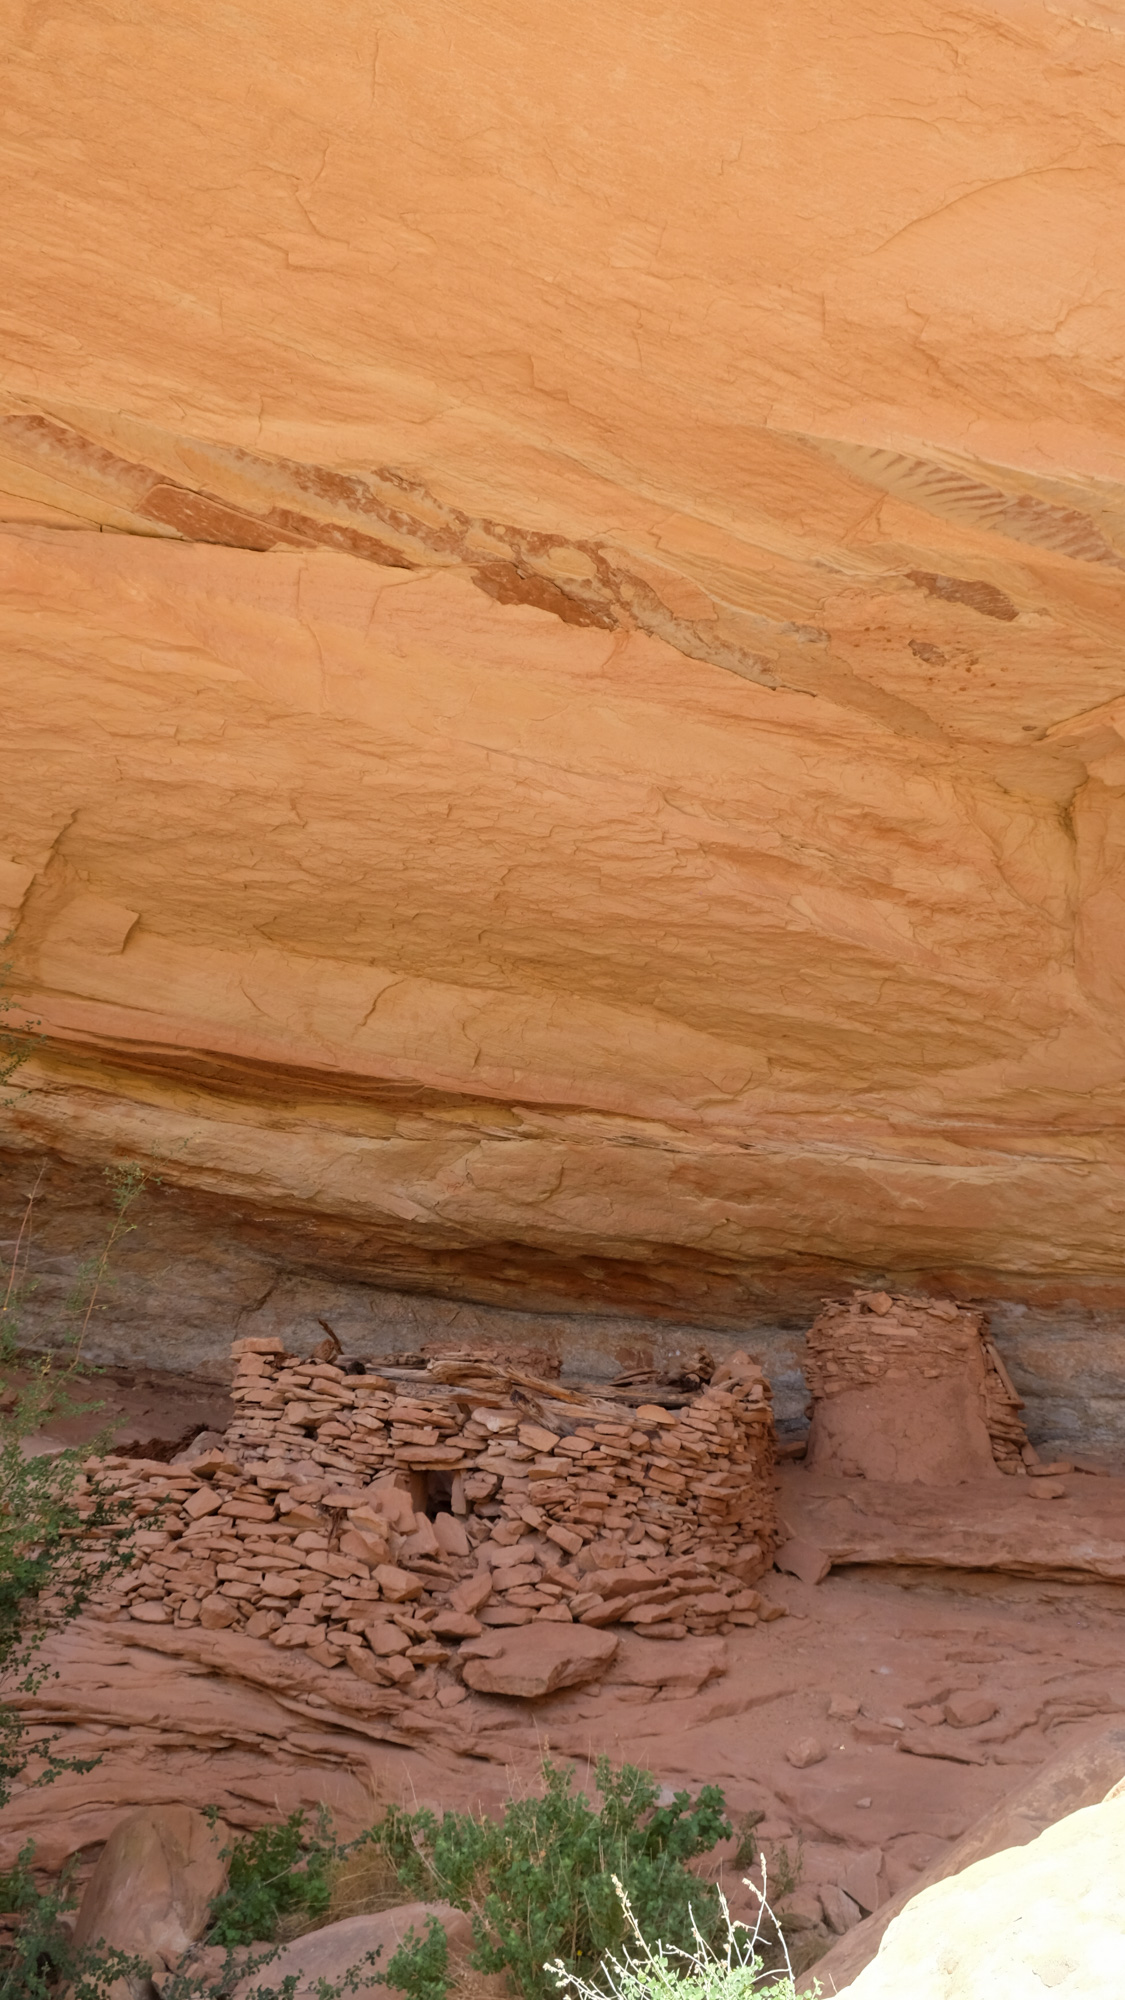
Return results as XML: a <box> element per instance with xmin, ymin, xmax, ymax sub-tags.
<box><xmin>782</xmin><ymin>1473</ymin><xmax>1125</xmax><ymax>1587</ymax></box>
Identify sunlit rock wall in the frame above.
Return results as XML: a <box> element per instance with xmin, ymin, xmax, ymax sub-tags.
<box><xmin>3</xmin><ymin>1</ymin><xmax>1125</xmax><ymax>1408</ymax></box>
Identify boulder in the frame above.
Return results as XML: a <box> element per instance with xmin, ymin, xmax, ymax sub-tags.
<box><xmin>820</xmin><ymin>1885</ymin><xmax>864</xmax><ymax>1936</ymax></box>
<box><xmin>430</xmin><ymin>1610</ymin><xmax>484</xmax><ymax>1640</ymax></box>
<box><xmin>231</xmin><ymin>1902</ymin><xmax>473</xmax><ymax>2000</ymax></box>
<box><xmin>432</xmin><ymin>1514</ymin><xmax>470</xmax><ymax>1558</ymax></box>
<box><xmin>364</xmin><ymin>1621</ymin><xmax>412</xmax><ymax>1656</ymax></box>
<box><xmin>785</xmin><ymin>1737</ymin><xmax>827</xmax><ymax>1770</ymax></box>
<box><xmin>943</xmin><ymin>1692</ymin><xmax>998</xmax><ymax>1729</ymax></box>
<box><xmin>810</xmin><ymin>1722</ymin><xmax>1125</xmax><ymax>1992</ymax></box>
<box><xmin>460</xmin><ymin>1624</ymin><xmax>618</xmax><ymax>1698</ymax></box>
<box><xmin>71</xmin><ymin>1804</ymin><xmax>228</xmax><ymax>1999</ymax></box>
<box><xmin>374</xmin><ymin>1565</ymin><xmax>424</xmax><ymax>1603</ymax></box>
<box><xmin>449</xmin><ymin>1573</ymin><xmax>493</xmax><ymax>1616</ymax></box>
<box><xmin>838</xmin><ymin>1848</ymin><xmax>886</xmax><ymax>1917</ymax></box>
<box><xmin>830</xmin><ymin>1784</ymin><xmax>1125</xmax><ymax>1998</ymax></box>
<box><xmin>774</xmin><ymin>1539</ymin><xmax>832</xmax><ymax>1587</ymax></box>
<box><xmin>340</xmin><ymin>1528</ymin><xmax>390</xmax><ymax>1566</ymax></box>
<box><xmin>783</xmin><ymin>1886</ymin><xmax>829</xmax><ymax>1932</ymax></box>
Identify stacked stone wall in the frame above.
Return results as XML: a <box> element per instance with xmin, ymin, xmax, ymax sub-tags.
<box><xmin>87</xmin><ymin>1341</ymin><xmax>778</xmax><ymax>1696</ymax></box>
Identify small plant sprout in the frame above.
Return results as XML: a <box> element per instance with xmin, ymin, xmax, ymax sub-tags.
<box><xmin>547</xmin><ymin>1867</ymin><xmax>815</xmax><ymax>2000</ymax></box>
<box><xmin>67</xmin><ymin>1161</ymin><xmax>150</xmax><ymax>1366</ymax></box>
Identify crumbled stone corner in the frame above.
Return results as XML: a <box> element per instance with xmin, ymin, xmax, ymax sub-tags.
<box><xmin>77</xmin><ymin>1341</ymin><xmax>778</xmax><ymax>1691</ymax></box>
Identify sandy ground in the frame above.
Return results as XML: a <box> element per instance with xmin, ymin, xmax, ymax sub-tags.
<box><xmin>16</xmin><ymin>1360</ymin><xmax>232</xmax><ymax>1459</ymax></box>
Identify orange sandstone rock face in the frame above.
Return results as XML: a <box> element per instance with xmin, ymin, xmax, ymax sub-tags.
<box><xmin>3</xmin><ymin>2</ymin><xmax>1125</xmax><ymax>1328</ymax></box>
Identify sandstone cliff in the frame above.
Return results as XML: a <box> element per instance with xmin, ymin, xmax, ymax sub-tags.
<box><xmin>3</xmin><ymin>1</ymin><xmax>1125</xmax><ymax>1369</ymax></box>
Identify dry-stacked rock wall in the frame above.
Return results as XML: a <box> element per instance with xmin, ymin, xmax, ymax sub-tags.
<box><xmin>226</xmin><ymin>1342</ymin><xmax>776</xmax><ymax>1551</ymax></box>
<box><xmin>90</xmin><ymin>1342</ymin><xmax>776</xmax><ymax>1694</ymax></box>
<box><xmin>804</xmin><ymin>1291</ymin><xmax>1032</xmax><ymax>1485</ymax></box>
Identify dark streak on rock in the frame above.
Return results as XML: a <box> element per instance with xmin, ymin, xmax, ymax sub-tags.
<box><xmin>907</xmin><ymin>571</ymin><xmax>1019</xmax><ymax>622</ymax></box>
<box><xmin>471</xmin><ymin>560</ymin><xmax>617</xmax><ymax>629</ymax></box>
<box><xmin>0</xmin><ymin>409</ymin><xmax>778</xmax><ymax>688</ymax></box>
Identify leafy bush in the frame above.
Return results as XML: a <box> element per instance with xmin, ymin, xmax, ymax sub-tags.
<box><xmin>0</xmin><ymin>1820</ymin><xmax>380</xmax><ymax>2000</ymax></box>
<box><xmin>371</xmin><ymin>1756</ymin><xmax>732</xmax><ymax>2000</ymax></box>
<box><xmin>0</xmin><ymin>986</ymin><xmax>410</xmax><ymax>2000</ymax></box>
<box><xmin>205</xmin><ymin>1807</ymin><xmax>341</xmax><ymax>1945</ymax></box>
<box><xmin>385</xmin><ymin>1913</ymin><xmax>451</xmax><ymax>2000</ymax></box>
<box><xmin>0</xmin><ymin>1433</ymin><xmax>134</xmax><ymax>1808</ymax></box>
<box><xmin>0</xmin><ymin>1151</ymin><xmax>143</xmax><ymax>1811</ymax></box>
<box><xmin>0</xmin><ymin>970</ymin><xmax>151</xmax><ymax>1810</ymax></box>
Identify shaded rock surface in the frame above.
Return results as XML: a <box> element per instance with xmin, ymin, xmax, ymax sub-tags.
<box><xmin>229</xmin><ymin>1904</ymin><xmax>474</xmax><ymax>2000</ymax></box>
<box><xmin>71</xmin><ymin>1805</ymin><xmax>227</xmax><ymax>1999</ymax></box>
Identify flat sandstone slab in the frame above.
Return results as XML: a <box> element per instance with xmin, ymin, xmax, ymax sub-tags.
<box><xmin>460</xmin><ymin>1624</ymin><xmax>619</xmax><ymax>1698</ymax></box>
<box><xmin>783</xmin><ymin>1474</ymin><xmax>1125</xmax><ymax>1585</ymax></box>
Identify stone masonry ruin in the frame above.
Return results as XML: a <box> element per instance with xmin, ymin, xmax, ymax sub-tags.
<box><xmin>86</xmin><ymin>1336</ymin><xmax>778</xmax><ymax>1697</ymax></box>
<box><xmin>803</xmin><ymin>1290</ymin><xmax>1033</xmax><ymax>1485</ymax></box>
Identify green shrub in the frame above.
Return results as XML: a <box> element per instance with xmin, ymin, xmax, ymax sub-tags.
<box><xmin>0</xmin><ymin>1116</ymin><xmax>142</xmax><ymax>1813</ymax></box>
<box><xmin>0</xmin><ymin>982</ymin><xmax>400</xmax><ymax>2000</ymax></box>
<box><xmin>205</xmin><ymin>1807</ymin><xmax>341</xmax><ymax>1945</ymax></box>
<box><xmin>385</xmin><ymin>1912</ymin><xmax>452</xmax><ymax>2000</ymax></box>
<box><xmin>0</xmin><ymin>1840</ymin><xmax>149</xmax><ymax>2000</ymax></box>
<box><xmin>371</xmin><ymin>1755</ymin><xmax>732</xmax><ymax>2000</ymax></box>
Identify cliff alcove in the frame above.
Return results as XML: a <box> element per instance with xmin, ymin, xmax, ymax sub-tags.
<box><xmin>3</xmin><ymin>2</ymin><xmax>1125</xmax><ymax>1989</ymax></box>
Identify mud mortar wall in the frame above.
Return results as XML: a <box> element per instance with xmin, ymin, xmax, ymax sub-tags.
<box><xmin>226</xmin><ymin>1342</ymin><xmax>776</xmax><ymax>1556</ymax></box>
<box><xmin>803</xmin><ymin>1290</ymin><xmax>1031</xmax><ymax>1482</ymax></box>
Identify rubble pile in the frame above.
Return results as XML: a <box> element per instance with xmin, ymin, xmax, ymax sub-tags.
<box><xmin>804</xmin><ymin>1291</ymin><xmax>1032</xmax><ymax>1473</ymax></box>
<box><xmin>86</xmin><ymin>1339</ymin><xmax>778</xmax><ymax>1696</ymax></box>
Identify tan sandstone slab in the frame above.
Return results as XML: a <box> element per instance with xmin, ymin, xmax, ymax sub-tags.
<box><xmin>830</xmin><ymin>1784</ymin><xmax>1125</xmax><ymax>1999</ymax></box>
<box><xmin>231</xmin><ymin>1904</ymin><xmax>474</xmax><ymax>2000</ymax></box>
<box><xmin>810</xmin><ymin>1724</ymin><xmax>1125</xmax><ymax>1992</ymax></box>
